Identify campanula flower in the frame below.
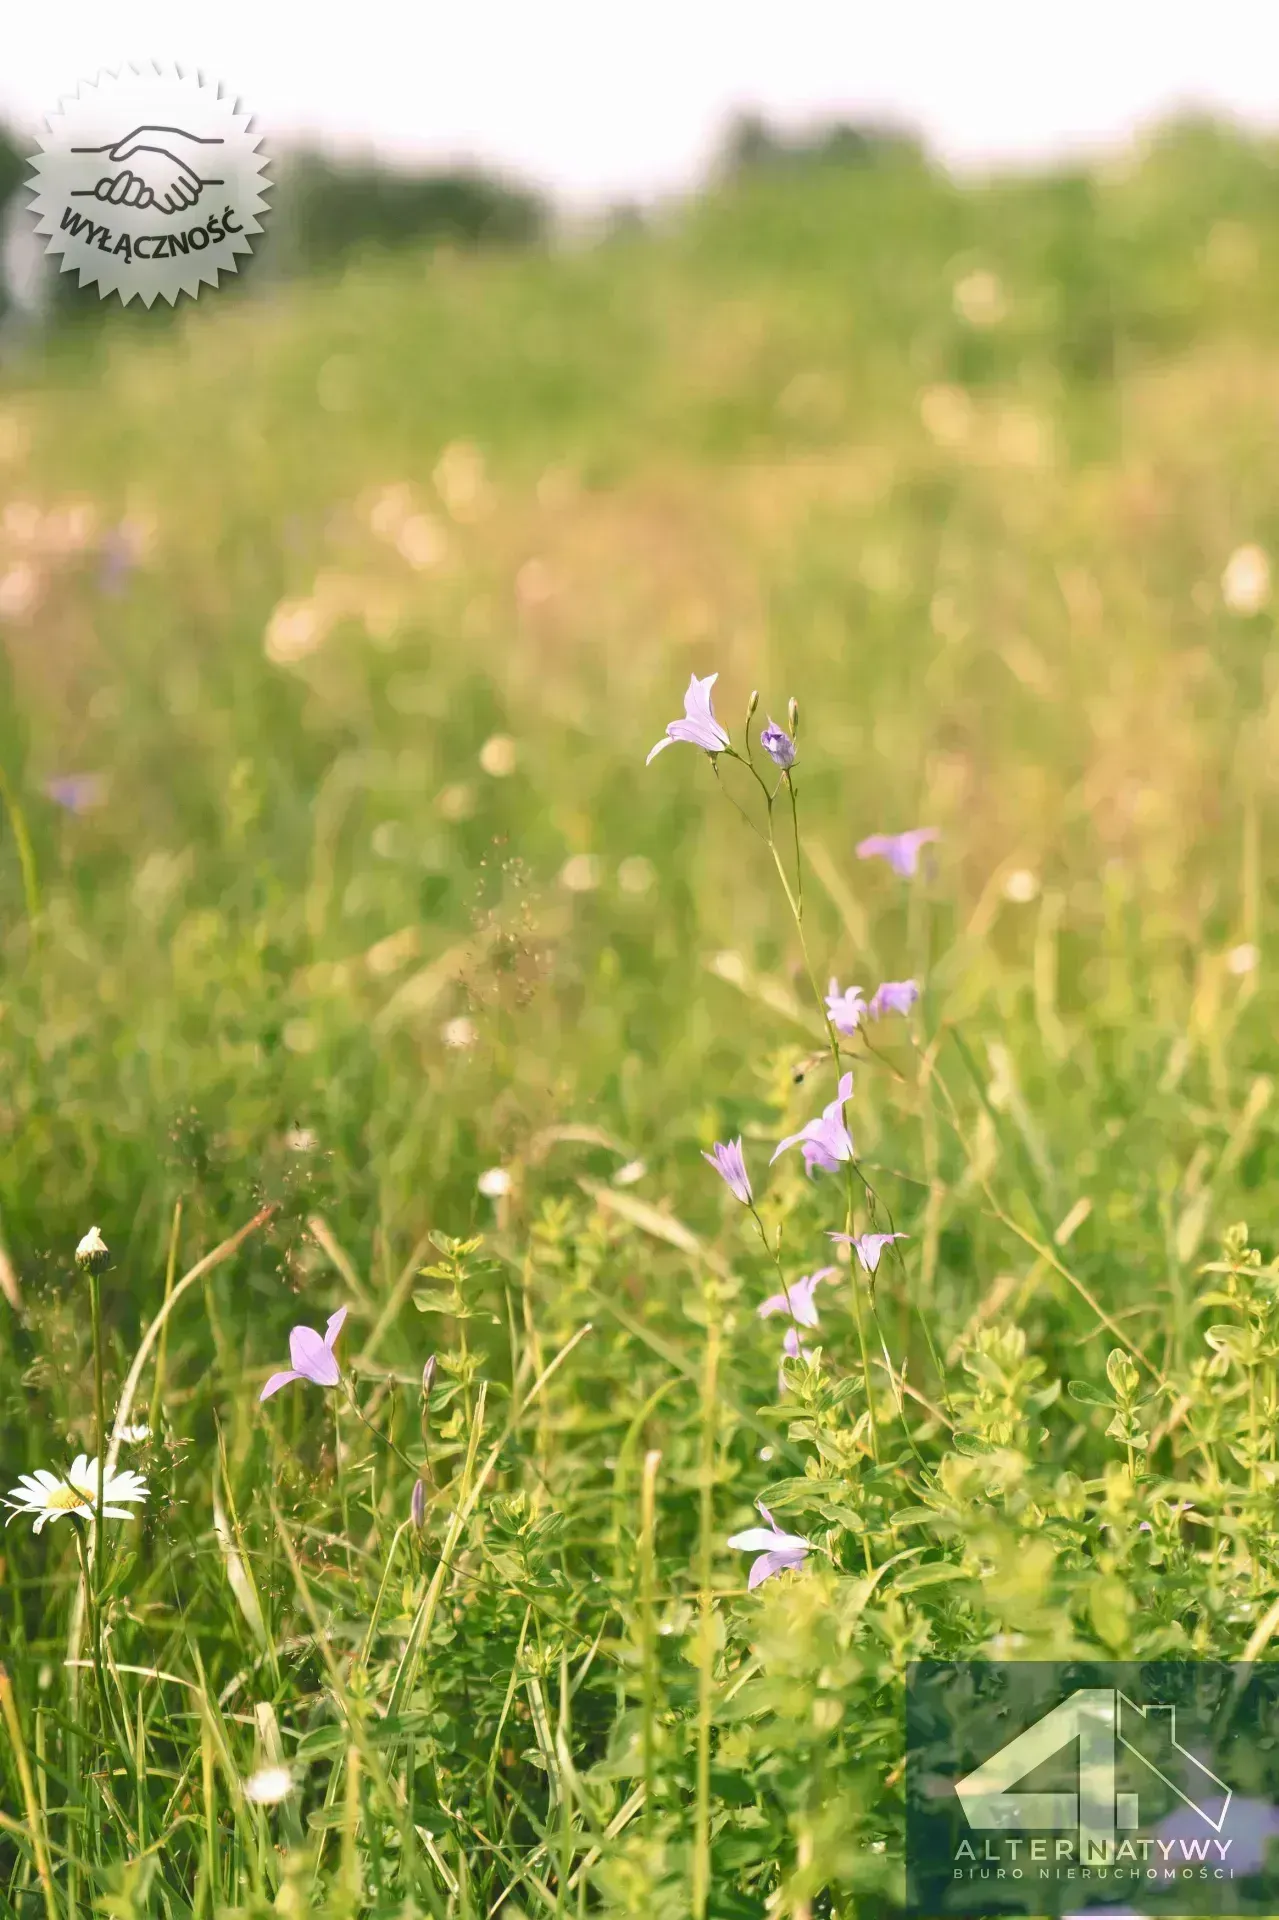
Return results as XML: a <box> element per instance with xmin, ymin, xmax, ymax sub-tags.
<box><xmin>45</xmin><ymin>774</ymin><xmax>107</xmax><ymax>816</ymax></box>
<box><xmin>727</xmin><ymin>1500</ymin><xmax>813</xmax><ymax>1589</ymax></box>
<box><xmin>260</xmin><ymin>1307</ymin><xmax>349</xmax><ymax>1400</ymax></box>
<box><xmin>869</xmin><ymin>979</ymin><xmax>920</xmax><ymax>1018</ymax></box>
<box><xmin>856</xmin><ymin>827</ymin><xmax>939</xmax><ymax>877</ymax></box>
<box><xmin>703</xmin><ymin>1137</ymin><xmax>752</xmax><ymax>1205</ymax></box>
<box><xmin>825</xmin><ymin>979</ymin><xmax>866</xmax><ymax>1034</ymax></box>
<box><xmin>830</xmin><ymin>1231</ymin><xmax>907</xmax><ymax>1274</ymax></box>
<box><xmin>759</xmin><ymin>720</ymin><xmax>795</xmax><ymax>769</ymax></box>
<box><xmin>646</xmin><ymin>673</ymin><xmax>730</xmax><ymax>765</ymax></box>
<box><xmin>771</xmin><ymin>1072</ymin><xmax>854</xmax><ymax>1173</ymax></box>
<box><xmin>758</xmin><ymin>1268</ymin><xmax>835</xmax><ymax>1329</ymax></box>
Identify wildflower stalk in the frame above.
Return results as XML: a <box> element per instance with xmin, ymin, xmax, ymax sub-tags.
<box><xmin>148</xmin><ymin>1198</ymin><xmax>182</xmax><ymax>1441</ymax></box>
<box><xmin>692</xmin><ymin>1312</ymin><xmax>720</xmax><ymax>1920</ymax></box>
<box><xmin>746</xmin><ymin>1200</ymin><xmax>798</xmax><ymax>1321</ymax></box>
<box><xmin>725</xmin><ymin>746</ymin><xmax>884</xmax><ymax>1459</ymax></box>
<box><xmin>87</xmin><ymin>1265</ymin><xmax>108</xmax><ymax>1705</ymax></box>
<box><xmin>74</xmin><ymin>1526</ymin><xmax>112</xmax><ymax>1755</ymax></box>
<box><xmin>342</xmin><ymin>1376</ymin><xmax>423</xmax><ymax>1478</ymax></box>
<box><xmin>639</xmin><ymin>1447</ymin><xmax>661</xmax><ymax>1840</ymax></box>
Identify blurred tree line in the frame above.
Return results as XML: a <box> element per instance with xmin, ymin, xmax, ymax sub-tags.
<box><xmin>717</xmin><ymin>110</ymin><xmax>925</xmax><ymax>176</ymax></box>
<box><xmin>0</xmin><ymin>111</ymin><xmax>936</xmax><ymax>326</ymax></box>
<box><xmin>0</xmin><ymin>130</ymin><xmax>547</xmax><ymax>326</ymax></box>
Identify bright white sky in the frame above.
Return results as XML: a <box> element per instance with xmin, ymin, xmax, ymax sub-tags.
<box><xmin>3</xmin><ymin>1</ymin><xmax>1278</xmax><ymax>207</ymax></box>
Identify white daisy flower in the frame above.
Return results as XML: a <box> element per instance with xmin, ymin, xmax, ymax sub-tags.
<box><xmin>243</xmin><ymin>1765</ymin><xmax>294</xmax><ymax>1805</ymax></box>
<box><xmin>4</xmin><ymin>1456</ymin><xmax>147</xmax><ymax>1534</ymax></box>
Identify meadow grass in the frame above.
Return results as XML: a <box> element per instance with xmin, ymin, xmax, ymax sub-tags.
<box><xmin>0</xmin><ymin>118</ymin><xmax>1278</xmax><ymax>1914</ymax></box>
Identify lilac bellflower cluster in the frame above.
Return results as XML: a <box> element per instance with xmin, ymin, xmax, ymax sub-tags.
<box><xmin>647</xmin><ymin>670</ymin><xmax>924</xmax><ymax>1586</ymax></box>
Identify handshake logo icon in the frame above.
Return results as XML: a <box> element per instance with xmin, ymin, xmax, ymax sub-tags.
<box><xmin>27</xmin><ymin>66</ymin><xmax>271</xmax><ymax>306</ymax></box>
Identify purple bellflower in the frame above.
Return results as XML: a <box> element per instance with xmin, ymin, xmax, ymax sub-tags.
<box><xmin>869</xmin><ymin>979</ymin><xmax>920</xmax><ymax>1019</ymax></box>
<box><xmin>260</xmin><ymin>1307</ymin><xmax>349</xmax><ymax>1401</ymax></box>
<box><xmin>646</xmin><ymin>672</ymin><xmax>730</xmax><ymax>765</ymax></box>
<box><xmin>759</xmin><ymin>719</ymin><xmax>796</xmax><ymax>769</ymax></box>
<box><xmin>856</xmin><ymin>827</ymin><xmax>939</xmax><ymax>878</ymax></box>
<box><xmin>771</xmin><ymin>1072</ymin><xmax>854</xmax><ymax>1175</ymax></box>
<box><xmin>45</xmin><ymin>774</ymin><xmax>107</xmax><ymax>816</ymax></box>
<box><xmin>703</xmin><ymin>1138</ymin><xmax>752</xmax><ymax>1206</ymax></box>
<box><xmin>825</xmin><ymin>979</ymin><xmax>866</xmax><ymax>1035</ymax></box>
<box><xmin>758</xmin><ymin>1267</ymin><xmax>836</xmax><ymax>1329</ymax></box>
<box><xmin>831</xmin><ymin>1231</ymin><xmax>907</xmax><ymax>1275</ymax></box>
<box><xmin>727</xmin><ymin>1500</ymin><xmax>813</xmax><ymax>1590</ymax></box>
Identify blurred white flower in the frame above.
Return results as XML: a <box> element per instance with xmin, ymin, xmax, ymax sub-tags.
<box><xmin>477</xmin><ymin>1166</ymin><xmax>512</xmax><ymax>1198</ymax></box>
<box><xmin>560</xmin><ymin>854</ymin><xmax>601</xmax><ymax>893</ymax></box>
<box><xmin>612</xmin><ymin>1159</ymin><xmax>646</xmax><ymax>1187</ymax></box>
<box><xmin>1003</xmin><ymin>868</ymin><xmax>1039</xmax><ymax>903</ymax></box>
<box><xmin>264</xmin><ymin>599</ymin><xmax>324</xmax><ymax>665</ymax></box>
<box><xmin>243</xmin><ymin>1765</ymin><xmax>293</xmax><ymax>1806</ymax></box>
<box><xmin>396</xmin><ymin>513</ymin><xmax>446</xmax><ymax>572</ymax></box>
<box><xmin>442</xmin><ymin>1016</ymin><xmax>477</xmax><ymax>1051</ymax></box>
<box><xmin>0</xmin><ymin>563</ymin><xmax>40</xmax><ymax>620</ymax></box>
<box><xmin>434</xmin><ymin>442</ymin><xmax>491</xmax><ymax>522</ymax></box>
<box><xmin>953</xmin><ymin>268</ymin><xmax>1007</xmax><ymax>328</ymax></box>
<box><xmin>367</xmin><ymin>483</ymin><xmax>415</xmax><ymax>539</ymax></box>
<box><xmin>40</xmin><ymin>501</ymin><xmax>97</xmax><ymax>555</ymax></box>
<box><xmin>117</xmin><ymin>1422</ymin><xmax>151</xmax><ymax>1444</ymax></box>
<box><xmin>3</xmin><ymin>502</ymin><xmax>41</xmax><ymax>544</ymax></box>
<box><xmin>1227</xmin><ymin>942</ymin><xmax>1260</xmax><ymax>976</ymax></box>
<box><xmin>284</xmin><ymin>1127</ymin><xmax>318</xmax><ymax>1153</ymax></box>
<box><xmin>618</xmin><ymin>856</ymin><xmax>655</xmax><ymax>895</ymax></box>
<box><xmin>919</xmin><ymin>384</ymin><xmax>973</xmax><ymax>449</ymax></box>
<box><xmin>1222</xmin><ymin>544</ymin><xmax>1270</xmax><ymax>615</ymax></box>
<box><xmin>711</xmin><ymin>950</ymin><xmax>747</xmax><ymax>987</ymax></box>
<box><xmin>479</xmin><ymin>734</ymin><xmax>517</xmax><ymax>778</ymax></box>
<box><xmin>515</xmin><ymin>557</ymin><xmax>555</xmax><ymax>609</ymax></box>
<box><xmin>437</xmin><ymin>784</ymin><xmax>475</xmax><ymax>822</ymax></box>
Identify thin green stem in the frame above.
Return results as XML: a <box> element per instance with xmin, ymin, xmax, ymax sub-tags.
<box><xmin>88</xmin><ymin>1268</ymin><xmax>108</xmax><ymax>1715</ymax></box>
<box><xmin>343</xmin><ymin>1376</ymin><xmax>421</xmax><ymax>1476</ymax></box>
<box><xmin>691</xmin><ymin>1314</ymin><xmax>719</xmax><ymax>1920</ymax></box>
<box><xmin>639</xmin><ymin>1448</ymin><xmax>661</xmax><ymax>1840</ymax></box>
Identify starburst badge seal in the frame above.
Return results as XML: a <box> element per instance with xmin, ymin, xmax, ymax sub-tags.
<box><xmin>26</xmin><ymin>66</ymin><xmax>271</xmax><ymax>307</ymax></box>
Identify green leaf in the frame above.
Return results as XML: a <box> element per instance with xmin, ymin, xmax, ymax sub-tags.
<box><xmin>1067</xmin><ymin>1380</ymin><xmax>1116</xmax><ymax>1409</ymax></box>
<box><xmin>414</xmin><ymin>1288</ymin><xmax>462</xmax><ymax>1314</ymax></box>
<box><xmin>894</xmin><ymin>1561</ymin><xmax>967</xmax><ymax>1591</ymax></box>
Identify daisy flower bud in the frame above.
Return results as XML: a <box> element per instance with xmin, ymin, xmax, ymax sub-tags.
<box><xmin>75</xmin><ymin>1226</ymin><xmax>108</xmax><ymax>1273</ymax></box>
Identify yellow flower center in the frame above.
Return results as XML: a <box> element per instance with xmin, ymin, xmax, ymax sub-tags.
<box><xmin>46</xmin><ymin>1483</ymin><xmax>92</xmax><ymax>1511</ymax></box>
